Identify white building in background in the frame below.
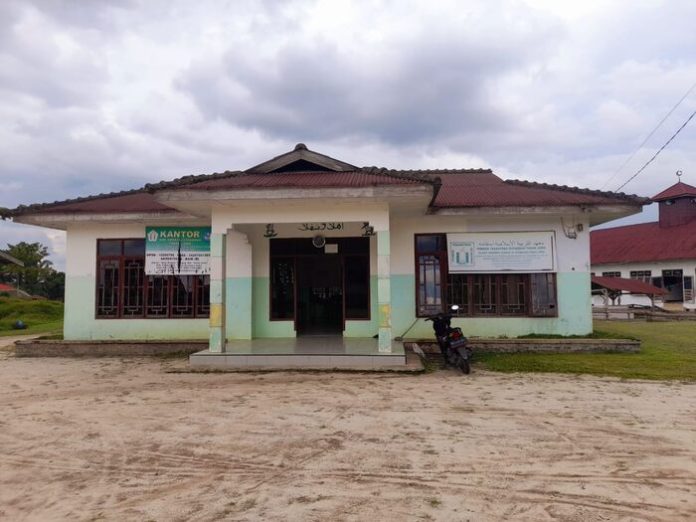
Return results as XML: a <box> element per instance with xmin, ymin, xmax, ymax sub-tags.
<box><xmin>591</xmin><ymin>176</ymin><xmax>696</xmax><ymax>308</ymax></box>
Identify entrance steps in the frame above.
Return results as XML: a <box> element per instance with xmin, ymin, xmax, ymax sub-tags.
<box><xmin>189</xmin><ymin>337</ymin><xmax>410</xmax><ymax>370</ymax></box>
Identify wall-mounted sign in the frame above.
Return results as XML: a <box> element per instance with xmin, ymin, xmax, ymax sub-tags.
<box><xmin>447</xmin><ymin>232</ymin><xmax>555</xmax><ymax>273</ymax></box>
<box><xmin>298</xmin><ymin>222</ymin><xmax>344</xmax><ymax>232</ymax></box>
<box><xmin>145</xmin><ymin>226</ymin><xmax>211</xmax><ymax>275</ymax></box>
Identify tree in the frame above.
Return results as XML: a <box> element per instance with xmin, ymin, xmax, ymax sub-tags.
<box><xmin>0</xmin><ymin>242</ymin><xmax>65</xmax><ymax>300</ymax></box>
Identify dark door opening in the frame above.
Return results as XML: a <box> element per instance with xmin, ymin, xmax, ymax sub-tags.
<box><xmin>662</xmin><ymin>269</ymin><xmax>684</xmax><ymax>302</ymax></box>
<box><xmin>296</xmin><ymin>255</ymin><xmax>343</xmax><ymax>336</ymax></box>
<box><xmin>269</xmin><ymin>237</ymin><xmax>370</xmax><ymax>336</ymax></box>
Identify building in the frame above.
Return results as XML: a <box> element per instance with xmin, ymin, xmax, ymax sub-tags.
<box><xmin>0</xmin><ymin>251</ymin><xmax>24</xmax><ymax>267</ymax></box>
<box><xmin>3</xmin><ymin>145</ymin><xmax>646</xmax><ymax>366</ymax></box>
<box><xmin>0</xmin><ymin>252</ymin><xmax>26</xmax><ymax>297</ymax></box>
<box><xmin>591</xmin><ymin>177</ymin><xmax>696</xmax><ymax>308</ymax></box>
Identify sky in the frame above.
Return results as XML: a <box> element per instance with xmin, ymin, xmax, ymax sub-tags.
<box><xmin>2</xmin><ymin>0</ymin><xmax>696</xmax><ymax>270</ymax></box>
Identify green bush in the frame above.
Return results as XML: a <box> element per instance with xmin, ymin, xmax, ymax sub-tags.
<box><xmin>0</xmin><ymin>296</ymin><xmax>64</xmax><ymax>331</ymax></box>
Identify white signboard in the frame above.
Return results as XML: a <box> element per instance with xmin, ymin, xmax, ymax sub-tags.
<box><xmin>145</xmin><ymin>226</ymin><xmax>211</xmax><ymax>275</ymax></box>
<box><xmin>448</xmin><ymin>232</ymin><xmax>555</xmax><ymax>273</ymax></box>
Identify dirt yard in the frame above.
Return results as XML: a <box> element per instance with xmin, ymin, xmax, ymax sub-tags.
<box><xmin>1</xmin><ymin>349</ymin><xmax>695</xmax><ymax>521</ymax></box>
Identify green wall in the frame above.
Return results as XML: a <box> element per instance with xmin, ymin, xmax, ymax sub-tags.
<box><xmin>250</xmin><ymin>277</ymin><xmax>295</xmax><ymax>338</ymax></box>
<box><xmin>64</xmin><ymin>276</ymin><xmax>209</xmax><ymax>340</ymax></box>
<box><xmin>344</xmin><ymin>276</ymin><xmax>379</xmax><ymax>337</ymax></box>
<box><xmin>391</xmin><ymin>271</ymin><xmax>592</xmax><ymax>339</ymax></box>
<box><xmin>66</xmin><ymin>271</ymin><xmax>591</xmax><ymax>341</ymax></box>
<box><xmin>243</xmin><ymin>276</ymin><xmax>379</xmax><ymax>339</ymax></box>
<box><xmin>226</xmin><ymin>277</ymin><xmax>252</xmax><ymax>339</ymax></box>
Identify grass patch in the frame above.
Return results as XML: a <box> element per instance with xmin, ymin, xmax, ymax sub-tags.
<box><xmin>0</xmin><ymin>296</ymin><xmax>63</xmax><ymax>337</ymax></box>
<box><xmin>516</xmin><ymin>329</ymin><xmax>638</xmax><ymax>341</ymax></box>
<box><xmin>478</xmin><ymin>320</ymin><xmax>696</xmax><ymax>381</ymax></box>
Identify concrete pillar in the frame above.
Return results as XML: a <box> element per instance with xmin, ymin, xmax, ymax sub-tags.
<box><xmin>226</xmin><ymin>229</ymin><xmax>253</xmax><ymax>340</ymax></box>
<box><xmin>376</xmin><ymin>226</ymin><xmax>392</xmax><ymax>352</ymax></box>
<box><xmin>209</xmin><ymin>232</ymin><xmax>226</xmax><ymax>353</ymax></box>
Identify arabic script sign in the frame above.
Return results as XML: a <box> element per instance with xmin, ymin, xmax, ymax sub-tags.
<box><xmin>145</xmin><ymin>226</ymin><xmax>211</xmax><ymax>275</ymax></box>
<box><xmin>447</xmin><ymin>232</ymin><xmax>555</xmax><ymax>273</ymax></box>
<box><xmin>298</xmin><ymin>222</ymin><xmax>344</xmax><ymax>232</ymax></box>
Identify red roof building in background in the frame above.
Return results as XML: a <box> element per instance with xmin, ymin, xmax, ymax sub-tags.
<box><xmin>591</xmin><ymin>175</ymin><xmax>696</xmax><ymax>307</ymax></box>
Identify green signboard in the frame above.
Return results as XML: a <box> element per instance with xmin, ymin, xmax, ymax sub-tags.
<box><xmin>145</xmin><ymin>226</ymin><xmax>211</xmax><ymax>275</ymax></box>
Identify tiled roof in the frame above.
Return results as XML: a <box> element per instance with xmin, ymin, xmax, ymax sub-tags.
<box><xmin>144</xmin><ymin>167</ymin><xmax>435</xmax><ymax>191</ymax></box>
<box><xmin>652</xmin><ymin>181</ymin><xmax>696</xmax><ymax>202</ymax></box>
<box><xmin>3</xmin><ymin>145</ymin><xmax>648</xmax><ymax>217</ymax></box>
<box><xmin>6</xmin><ymin>191</ymin><xmax>175</xmax><ymax>217</ymax></box>
<box><xmin>591</xmin><ymin>220</ymin><xmax>696</xmax><ymax>264</ymax></box>
<box><xmin>433</xmin><ymin>174</ymin><xmax>648</xmax><ymax>208</ymax></box>
<box><xmin>591</xmin><ymin>276</ymin><xmax>666</xmax><ymax>295</ymax></box>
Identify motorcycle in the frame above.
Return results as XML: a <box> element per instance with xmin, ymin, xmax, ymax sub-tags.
<box><xmin>425</xmin><ymin>305</ymin><xmax>472</xmax><ymax>374</ymax></box>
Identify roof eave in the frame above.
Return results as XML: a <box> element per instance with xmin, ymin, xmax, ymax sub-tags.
<box><xmin>504</xmin><ymin>179</ymin><xmax>651</xmax><ymax>206</ymax></box>
<box><xmin>0</xmin><ymin>251</ymin><xmax>24</xmax><ymax>267</ymax></box>
<box><xmin>12</xmin><ymin>210</ymin><xmax>202</xmax><ymax>230</ymax></box>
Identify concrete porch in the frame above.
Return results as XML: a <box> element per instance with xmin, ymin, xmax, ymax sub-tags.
<box><xmin>189</xmin><ymin>337</ymin><xmax>407</xmax><ymax>369</ymax></box>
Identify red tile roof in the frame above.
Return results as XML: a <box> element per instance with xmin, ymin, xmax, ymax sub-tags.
<box><xmin>591</xmin><ymin>220</ymin><xmax>696</xmax><ymax>264</ymax></box>
<box><xmin>3</xmin><ymin>145</ymin><xmax>648</xmax><ymax>218</ymax></box>
<box><xmin>0</xmin><ymin>283</ymin><xmax>15</xmax><ymax>291</ymax></box>
<box><xmin>160</xmin><ymin>169</ymin><xmax>429</xmax><ymax>190</ymax></box>
<box><xmin>8</xmin><ymin>192</ymin><xmax>175</xmax><ymax>216</ymax></box>
<box><xmin>652</xmin><ymin>181</ymin><xmax>696</xmax><ymax>201</ymax></box>
<box><xmin>433</xmin><ymin>174</ymin><xmax>641</xmax><ymax>207</ymax></box>
<box><xmin>591</xmin><ymin>276</ymin><xmax>666</xmax><ymax>295</ymax></box>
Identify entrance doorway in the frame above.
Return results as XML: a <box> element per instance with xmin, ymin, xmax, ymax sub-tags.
<box><xmin>269</xmin><ymin>237</ymin><xmax>371</xmax><ymax>336</ymax></box>
<box><xmin>296</xmin><ymin>255</ymin><xmax>343</xmax><ymax>335</ymax></box>
<box><xmin>662</xmin><ymin>269</ymin><xmax>684</xmax><ymax>302</ymax></box>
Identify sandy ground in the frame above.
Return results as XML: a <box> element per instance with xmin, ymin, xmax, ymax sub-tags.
<box><xmin>1</xmin><ymin>349</ymin><xmax>695</xmax><ymax>521</ymax></box>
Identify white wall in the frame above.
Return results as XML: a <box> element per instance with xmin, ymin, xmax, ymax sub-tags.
<box><xmin>391</xmin><ymin>213</ymin><xmax>591</xmax><ymax>275</ymax></box>
<box><xmin>63</xmin><ymin>224</ymin><xmax>209</xmax><ymax>340</ymax></box>
<box><xmin>592</xmin><ymin>260</ymin><xmax>696</xmax><ymax>305</ymax></box>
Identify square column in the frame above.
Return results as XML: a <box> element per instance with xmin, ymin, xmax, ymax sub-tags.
<box><xmin>376</xmin><ymin>228</ymin><xmax>392</xmax><ymax>352</ymax></box>
<box><xmin>209</xmin><ymin>232</ymin><xmax>226</xmax><ymax>353</ymax></box>
<box><xmin>226</xmin><ymin>229</ymin><xmax>253</xmax><ymax>340</ymax></box>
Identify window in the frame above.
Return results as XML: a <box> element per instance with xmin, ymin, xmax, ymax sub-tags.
<box><xmin>96</xmin><ymin>239</ymin><xmax>209</xmax><ymax>319</ymax></box>
<box><xmin>472</xmin><ymin>274</ymin><xmax>497</xmax><ymax>315</ymax></box>
<box><xmin>344</xmin><ymin>255</ymin><xmax>370</xmax><ymax>319</ymax></box>
<box><xmin>415</xmin><ymin>234</ymin><xmax>557</xmax><ymax>318</ymax></box>
<box><xmin>529</xmin><ymin>273</ymin><xmax>557</xmax><ymax>317</ymax></box>
<box><xmin>270</xmin><ymin>257</ymin><xmax>295</xmax><ymax>320</ymax></box>
<box><xmin>500</xmin><ymin>274</ymin><xmax>528</xmax><ymax>315</ymax></box>
<box><xmin>602</xmin><ymin>271</ymin><xmax>621</xmax><ymax>278</ymax></box>
<box><xmin>415</xmin><ymin>235</ymin><xmax>447</xmax><ymax>316</ymax></box>
<box><xmin>630</xmin><ymin>270</ymin><xmax>652</xmax><ymax>283</ymax></box>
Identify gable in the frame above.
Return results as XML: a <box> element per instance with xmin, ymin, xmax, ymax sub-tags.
<box><xmin>269</xmin><ymin>159</ymin><xmax>334</xmax><ymax>173</ymax></box>
<box><xmin>245</xmin><ymin>143</ymin><xmax>358</xmax><ymax>174</ymax></box>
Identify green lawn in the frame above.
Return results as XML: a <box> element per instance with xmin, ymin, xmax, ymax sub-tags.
<box><xmin>478</xmin><ymin>320</ymin><xmax>696</xmax><ymax>381</ymax></box>
<box><xmin>0</xmin><ymin>297</ymin><xmax>63</xmax><ymax>337</ymax></box>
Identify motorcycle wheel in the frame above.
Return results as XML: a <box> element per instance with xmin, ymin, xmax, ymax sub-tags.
<box><xmin>458</xmin><ymin>358</ymin><xmax>471</xmax><ymax>375</ymax></box>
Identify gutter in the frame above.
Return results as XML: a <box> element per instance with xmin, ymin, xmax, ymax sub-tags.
<box><xmin>425</xmin><ymin>176</ymin><xmax>443</xmax><ymax>214</ymax></box>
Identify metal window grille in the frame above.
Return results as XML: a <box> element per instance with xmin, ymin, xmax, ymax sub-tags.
<box><xmin>96</xmin><ymin>239</ymin><xmax>209</xmax><ymax>319</ymax></box>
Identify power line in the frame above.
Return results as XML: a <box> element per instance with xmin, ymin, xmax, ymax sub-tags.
<box><xmin>615</xmin><ymin>108</ymin><xmax>696</xmax><ymax>192</ymax></box>
<box><xmin>601</xmin><ymin>79</ymin><xmax>696</xmax><ymax>189</ymax></box>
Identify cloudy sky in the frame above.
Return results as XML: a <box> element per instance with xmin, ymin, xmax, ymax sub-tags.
<box><xmin>2</xmin><ymin>0</ymin><xmax>696</xmax><ymax>270</ymax></box>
